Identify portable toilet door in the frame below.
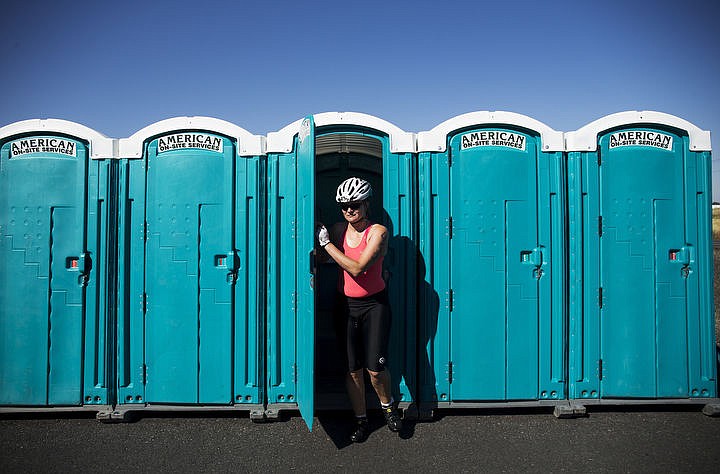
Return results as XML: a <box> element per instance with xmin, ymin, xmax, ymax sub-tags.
<box><xmin>265</xmin><ymin>113</ymin><xmax>416</xmax><ymax>429</ymax></box>
<box><xmin>566</xmin><ymin>111</ymin><xmax>717</xmax><ymax>403</ymax></box>
<box><xmin>417</xmin><ymin>112</ymin><xmax>567</xmax><ymax>411</ymax></box>
<box><xmin>265</xmin><ymin>116</ymin><xmax>316</xmax><ymax>429</ymax></box>
<box><xmin>0</xmin><ymin>119</ymin><xmax>114</xmax><ymax>412</ymax></box>
<box><xmin>115</xmin><ymin>118</ymin><xmax>265</xmax><ymax>415</ymax></box>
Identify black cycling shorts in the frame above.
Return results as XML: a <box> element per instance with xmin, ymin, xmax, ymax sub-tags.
<box><xmin>337</xmin><ymin>289</ymin><xmax>391</xmax><ymax>373</ymax></box>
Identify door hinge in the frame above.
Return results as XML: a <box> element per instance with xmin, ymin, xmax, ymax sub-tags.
<box><xmin>143</xmin><ymin>221</ymin><xmax>148</xmax><ymax>241</ymax></box>
<box><xmin>598</xmin><ymin>359</ymin><xmax>603</xmax><ymax>380</ymax></box>
<box><xmin>598</xmin><ymin>216</ymin><xmax>603</xmax><ymax>237</ymax></box>
<box><xmin>142</xmin><ymin>293</ymin><xmax>148</xmax><ymax>313</ymax></box>
<box><xmin>447</xmin><ymin>289</ymin><xmax>454</xmax><ymax>312</ymax></box>
<box><xmin>448</xmin><ymin>216</ymin><xmax>453</xmax><ymax>239</ymax></box>
<box><xmin>448</xmin><ymin>361</ymin><xmax>453</xmax><ymax>384</ymax></box>
<box><xmin>291</xmin><ymin>291</ymin><xmax>297</xmax><ymax>314</ymax></box>
<box><xmin>598</xmin><ymin>287</ymin><xmax>603</xmax><ymax>308</ymax></box>
<box><xmin>447</xmin><ymin>149</ymin><xmax>452</xmax><ymax>167</ymax></box>
<box><xmin>597</xmin><ymin>148</ymin><xmax>602</xmax><ymax>166</ymax></box>
<box><xmin>292</xmin><ymin>363</ymin><xmax>297</xmax><ymax>384</ymax></box>
<box><xmin>142</xmin><ymin>364</ymin><xmax>148</xmax><ymax>385</ymax></box>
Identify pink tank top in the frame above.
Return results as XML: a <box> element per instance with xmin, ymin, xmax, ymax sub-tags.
<box><xmin>340</xmin><ymin>224</ymin><xmax>386</xmax><ymax>298</ymax></box>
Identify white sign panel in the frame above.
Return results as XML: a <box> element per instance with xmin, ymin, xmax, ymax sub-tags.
<box><xmin>461</xmin><ymin>131</ymin><xmax>526</xmax><ymax>151</ymax></box>
<box><xmin>10</xmin><ymin>137</ymin><xmax>77</xmax><ymax>158</ymax></box>
<box><xmin>609</xmin><ymin>131</ymin><xmax>673</xmax><ymax>150</ymax></box>
<box><xmin>157</xmin><ymin>133</ymin><xmax>224</xmax><ymax>154</ymax></box>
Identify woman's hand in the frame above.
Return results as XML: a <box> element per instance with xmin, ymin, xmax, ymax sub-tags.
<box><xmin>316</xmin><ymin>224</ymin><xmax>330</xmax><ymax>247</ymax></box>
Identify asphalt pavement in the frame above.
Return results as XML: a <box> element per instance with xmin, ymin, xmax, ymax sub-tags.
<box><xmin>2</xmin><ymin>407</ymin><xmax>720</xmax><ymax>473</ymax></box>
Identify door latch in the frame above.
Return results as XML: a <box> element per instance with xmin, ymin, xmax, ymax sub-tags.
<box><xmin>217</xmin><ymin>251</ymin><xmax>239</xmax><ymax>284</ymax></box>
<box><xmin>69</xmin><ymin>253</ymin><xmax>92</xmax><ymax>286</ymax></box>
<box><xmin>521</xmin><ymin>247</ymin><xmax>544</xmax><ymax>279</ymax></box>
<box><xmin>669</xmin><ymin>246</ymin><xmax>694</xmax><ymax>278</ymax></box>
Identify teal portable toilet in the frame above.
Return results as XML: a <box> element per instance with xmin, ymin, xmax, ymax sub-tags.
<box><xmin>417</xmin><ymin>112</ymin><xmax>567</xmax><ymax>416</ymax></box>
<box><xmin>566</xmin><ymin>111</ymin><xmax>719</xmax><ymax>412</ymax></box>
<box><xmin>265</xmin><ymin>112</ymin><xmax>416</xmax><ymax>429</ymax></box>
<box><xmin>113</xmin><ymin>117</ymin><xmax>265</xmax><ymax>419</ymax></box>
<box><xmin>0</xmin><ymin>119</ymin><xmax>114</xmax><ymax>415</ymax></box>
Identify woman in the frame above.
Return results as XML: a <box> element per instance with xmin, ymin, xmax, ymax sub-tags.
<box><xmin>316</xmin><ymin>177</ymin><xmax>402</xmax><ymax>442</ymax></box>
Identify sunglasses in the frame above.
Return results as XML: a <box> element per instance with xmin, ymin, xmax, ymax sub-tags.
<box><xmin>338</xmin><ymin>201</ymin><xmax>365</xmax><ymax>211</ymax></box>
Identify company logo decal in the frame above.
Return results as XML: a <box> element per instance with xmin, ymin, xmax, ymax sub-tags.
<box><xmin>461</xmin><ymin>131</ymin><xmax>526</xmax><ymax>151</ymax></box>
<box><xmin>10</xmin><ymin>137</ymin><xmax>77</xmax><ymax>157</ymax></box>
<box><xmin>609</xmin><ymin>131</ymin><xmax>673</xmax><ymax>150</ymax></box>
<box><xmin>157</xmin><ymin>133</ymin><xmax>224</xmax><ymax>154</ymax></box>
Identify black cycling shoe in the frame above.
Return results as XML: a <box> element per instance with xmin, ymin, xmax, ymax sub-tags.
<box><xmin>383</xmin><ymin>405</ymin><xmax>403</xmax><ymax>432</ymax></box>
<box><xmin>350</xmin><ymin>418</ymin><xmax>369</xmax><ymax>443</ymax></box>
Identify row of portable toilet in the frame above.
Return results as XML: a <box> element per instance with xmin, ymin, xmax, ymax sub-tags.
<box><xmin>0</xmin><ymin>111</ymin><xmax>717</xmax><ymax>429</ymax></box>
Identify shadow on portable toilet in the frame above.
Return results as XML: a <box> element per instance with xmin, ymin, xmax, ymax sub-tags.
<box><xmin>264</xmin><ymin>112</ymin><xmax>417</xmax><ymax>430</ymax></box>
<box><xmin>0</xmin><ymin>119</ymin><xmax>114</xmax><ymax>416</ymax></box>
<box><xmin>112</xmin><ymin>117</ymin><xmax>266</xmax><ymax>420</ymax></box>
<box><xmin>416</xmin><ymin>111</ymin><xmax>567</xmax><ymax>418</ymax></box>
<box><xmin>565</xmin><ymin>111</ymin><xmax>719</xmax><ymax>414</ymax></box>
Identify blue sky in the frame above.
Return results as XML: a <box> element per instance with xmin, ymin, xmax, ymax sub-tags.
<box><xmin>2</xmin><ymin>0</ymin><xmax>719</xmax><ymax>198</ymax></box>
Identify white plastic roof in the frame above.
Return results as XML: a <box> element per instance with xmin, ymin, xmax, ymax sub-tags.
<box><xmin>417</xmin><ymin>111</ymin><xmax>564</xmax><ymax>152</ymax></box>
<box><xmin>118</xmin><ymin>116</ymin><xmax>266</xmax><ymax>157</ymax></box>
<box><xmin>266</xmin><ymin>112</ymin><xmax>416</xmax><ymax>154</ymax></box>
<box><xmin>0</xmin><ymin>118</ymin><xmax>115</xmax><ymax>159</ymax></box>
<box><xmin>565</xmin><ymin>111</ymin><xmax>712</xmax><ymax>151</ymax></box>
<box><xmin>3</xmin><ymin>112</ymin><xmax>710</xmax><ymax>157</ymax></box>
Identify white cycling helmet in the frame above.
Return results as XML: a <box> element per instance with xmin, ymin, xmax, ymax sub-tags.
<box><xmin>336</xmin><ymin>177</ymin><xmax>372</xmax><ymax>203</ymax></box>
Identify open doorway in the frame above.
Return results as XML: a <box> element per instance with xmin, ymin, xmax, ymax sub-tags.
<box><xmin>313</xmin><ymin>132</ymin><xmax>385</xmax><ymax>409</ymax></box>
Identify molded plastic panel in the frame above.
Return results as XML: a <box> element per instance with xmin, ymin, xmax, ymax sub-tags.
<box><xmin>117</xmin><ymin>131</ymin><xmax>264</xmax><ymax>407</ymax></box>
<box><xmin>419</xmin><ymin>126</ymin><xmax>566</xmax><ymax>403</ymax></box>
<box><xmin>296</xmin><ymin>117</ymin><xmax>316</xmax><ymax>430</ymax></box>
<box><xmin>145</xmin><ymin>134</ymin><xmax>234</xmax><ymax>403</ymax></box>
<box><xmin>568</xmin><ymin>126</ymin><xmax>716</xmax><ymax>400</ymax></box>
<box><xmin>0</xmin><ymin>135</ymin><xmax>108</xmax><ymax>406</ymax></box>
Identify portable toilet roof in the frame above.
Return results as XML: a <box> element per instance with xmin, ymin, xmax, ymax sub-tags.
<box><xmin>417</xmin><ymin>111</ymin><xmax>564</xmax><ymax>153</ymax></box>
<box><xmin>117</xmin><ymin>116</ymin><xmax>266</xmax><ymax>158</ymax></box>
<box><xmin>0</xmin><ymin>118</ymin><xmax>115</xmax><ymax>159</ymax></box>
<box><xmin>266</xmin><ymin>112</ymin><xmax>416</xmax><ymax>154</ymax></box>
<box><xmin>565</xmin><ymin>111</ymin><xmax>712</xmax><ymax>152</ymax></box>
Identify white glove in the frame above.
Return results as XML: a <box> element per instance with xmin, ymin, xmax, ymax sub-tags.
<box><xmin>316</xmin><ymin>225</ymin><xmax>330</xmax><ymax>247</ymax></box>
